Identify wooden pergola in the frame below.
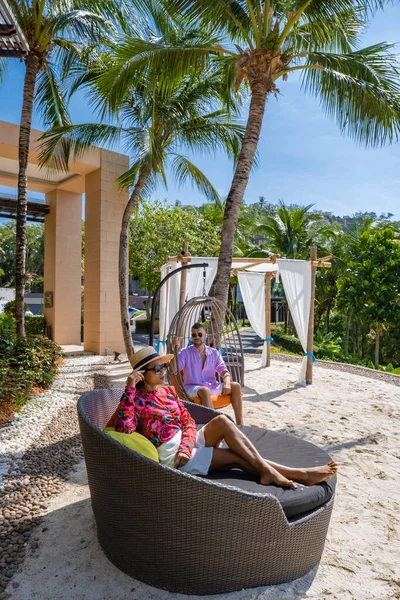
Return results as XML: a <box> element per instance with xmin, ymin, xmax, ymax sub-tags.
<box><xmin>0</xmin><ymin>0</ymin><xmax>28</xmax><ymax>58</ymax></box>
<box><xmin>0</xmin><ymin>195</ymin><xmax>49</xmax><ymax>223</ymax></box>
<box><xmin>161</xmin><ymin>242</ymin><xmax>332</xmax><ymax>384</ymax></box>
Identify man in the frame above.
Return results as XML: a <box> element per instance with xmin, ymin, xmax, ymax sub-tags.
<box><xmin>172</xmin><ymin>323</ymin><xmax>244</xmax><ymax>425</ymax></box>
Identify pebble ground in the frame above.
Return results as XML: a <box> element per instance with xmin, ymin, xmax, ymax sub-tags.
<box><xmin>0</xmin><ymin>356</ymin><xmax>112</xmax><ymax>599</ymax></box>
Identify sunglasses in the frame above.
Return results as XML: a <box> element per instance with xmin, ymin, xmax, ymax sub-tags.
<box><xmin>191</xmin><ymin>332</ymin><xmax>203</xmax><ymax>338</ymax></box>
<box><xmin>144</xmin><ymin>364</ymin><xmax>167</xmax><ymax>373</ymax></box>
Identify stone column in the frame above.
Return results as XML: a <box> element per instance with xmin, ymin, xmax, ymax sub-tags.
<box><xmin>44</xmin><ymin>190</ymin><xmax>82</xmax><ymax>345</ymax></box>
<box><xmin>84</xmin><ymin>149</ymin><xmax>129</xmax><ymax>355</ymax></box>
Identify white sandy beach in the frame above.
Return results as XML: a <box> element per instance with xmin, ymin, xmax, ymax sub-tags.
<box><xmin>7</xmin><ymin>356</ymin><xmax>400</xmax><ymax>600</ymax></box>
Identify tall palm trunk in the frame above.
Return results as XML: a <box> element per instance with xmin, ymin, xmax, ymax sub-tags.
<box><xmin>119</xmin><ymin>165</ymin><xmax>150</xmax><ymax>359</ymax></box>
<box><xmin>15</xmin><ymin>55</ymin><xmax>39</xmax><ymax>338</ymax></box>
<box><xmin>214</xmin><ymin>81</ymin><xmax>268</xmax><ymax>305</ymax></box>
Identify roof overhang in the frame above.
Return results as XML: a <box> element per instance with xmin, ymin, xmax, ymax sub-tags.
<box><xmin>0</xmin><ymin>120</ymin><xmax>102</xmax><ymax>194</ymax></box>
<box><xmin>0</xmin><ymin>0</ymin><xmax>29</xmax><ymax>58</ymax></box>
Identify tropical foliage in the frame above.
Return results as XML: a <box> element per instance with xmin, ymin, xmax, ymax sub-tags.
<box><xmin>0</xmin><ymin>223</ymin><xmax>44</xmax><ymax>289</ymax></box>
<box><xmin>96</xmin><ymin>0</ymin><xmax>400</xmax><ymax>310</ymax></box>
<box><xmin>130</xmin><ymin>200</ymin><xmax>220</xmax><ymax>296</ymax></box>
<box><xmin>0</xmin><ymin>0</ymin><xmax>133</xmax><ymax>337</ymax></box>
<box><xmin>0</xmin><ymin>335</ymin><xmax>62</xmax><ymax>425</ymax></box>
<box><xmin>39</xmin><ymin>42</ymin><xmax>244</xmax><ymax>356</ymax></box>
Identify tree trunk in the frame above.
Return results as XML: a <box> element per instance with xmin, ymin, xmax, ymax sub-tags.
<box><xmin>374</xmin><ymin>323</ymin><xmax>381</xmax><ymax>369</ymax></box>
<box><xmin>214</xmin><ymin>80</ymin><xmax>268</xmax><ymax>306</ymax></box>
<box><xmin>119</xmin><ymin>166</ymin><xmax>150</xmax><ymax>359</ymax></box>
<box><xmin>344</xmin><ymin>307</ymin><xmax>353</xmax><ymax>357</ymax></box>
<box><xmin>146</xmin><ymin>290</ymin><xmax>151</xmax><ymax>321</ymax></box>
<box><xmin>15</xmin><ymin>55</ymin><xmax>39</xmax><ymax>338</ymax></box>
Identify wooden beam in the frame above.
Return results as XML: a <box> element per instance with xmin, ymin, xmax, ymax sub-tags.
<box><xmin>178</xmin><ymin>240</ymin><xmax>190</xmax><ymax>309</ymax></box>
<box><xmin>306</xmin><ymin>246</ymin><xmax>317</xmax><ymax>385</ymax></box>
<box><xmin>265</xmin><ymin>273</ymin><xmax>272</xmax><ymax>367</ymax></box>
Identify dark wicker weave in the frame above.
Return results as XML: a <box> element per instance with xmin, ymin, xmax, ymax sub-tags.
<box><xmin>78</xmin><ymin>388</ymin><xmax>334</xmax><ymax>595</ymax></box>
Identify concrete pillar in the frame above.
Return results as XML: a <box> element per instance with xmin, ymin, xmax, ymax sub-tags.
<box><xmin>84</xmin><ymin>148</ymin><xmax>129</xmax><ymax>355</ymax></box>
<box><xmin>44</xmin><ymin>190</ymin><xmax>82</xmax><ymax>345</ymax></box>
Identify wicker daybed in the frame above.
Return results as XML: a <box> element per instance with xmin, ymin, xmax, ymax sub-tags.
<box><xmin>78</xmin><ymin>388</ymin><xmax>336</xmax><ymax>595</ymax></box>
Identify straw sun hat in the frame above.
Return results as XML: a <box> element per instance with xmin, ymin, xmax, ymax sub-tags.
<box><xmin>129</xmin><ymin>346</ymin><xmax>174</xmax><ymax>371</ymax></box>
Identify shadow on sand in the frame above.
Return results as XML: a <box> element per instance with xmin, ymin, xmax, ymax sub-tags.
<box><xmin>242</xmin><ymin>384</ymin><xmax>295</xmax><ymax>407</ymax></box>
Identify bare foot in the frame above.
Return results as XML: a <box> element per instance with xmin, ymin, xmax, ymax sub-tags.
<box><xmin>295</xmin><ymin>461</ymin><xmax>338</xmax><ymax>486</ymax></box>
<box><xmin>260</xmin><ymin>465</ymin><xmax>297</xmax><ymax>489</ymax></box>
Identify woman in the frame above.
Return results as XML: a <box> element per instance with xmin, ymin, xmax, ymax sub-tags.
<box><xmin>112</xmin><ymin>347</ymin><xmax>337</xmax><ymax>488</ymax></box>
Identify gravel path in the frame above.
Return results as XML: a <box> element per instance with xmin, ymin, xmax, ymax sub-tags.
<box><xmin>0</xmin><ymin>356</ymin><xmax>111</xmax><ymax>599</ymax></box>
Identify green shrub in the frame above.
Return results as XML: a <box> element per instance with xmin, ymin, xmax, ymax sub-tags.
<box><xmin>30</xmin><ymin>277</ymin><xmax>44</xmax><ymax>293</ymax></box>
<box><xmin>25</xmin><ymin>315</ymin><xmax>45</xmax><ymax>336</ymax></box>
<box><xmin>271</xmin><ymin>327</ymin><xmax>344</xmax><ymax>361</ymax></box>
<box><xmin>270</xmin><ymin>328</ymin><xmax>304</xmax><ymax>355</ymax></box>
<box><xmin>0</xmin><ymin>313</ymin><xmax>16</xmax><ymax>336</ymax></box>
<box><xmin>134</xmin><ymin>319</ymin><xmax>159</xmax><ymax>334</ymax></box>
<box><xmin>134</xmin><ymin>319</ymin><xmax>151</xmax><ymax>333</ymax></box>
<box><xmin>0</xmin><ymin>336</ymin><xmax>62</xmax><ymax>410</ymax></box>
<box><xmin>3</xmin><ymin>300</ymin><xmax>29</xmax><ymax>317</ymax></box>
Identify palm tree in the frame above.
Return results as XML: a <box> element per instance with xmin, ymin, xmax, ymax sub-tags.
<box><xmin>255</xmin><ymin>201</ymin><xmax>329</xmax><ymax>258</ymax></box>
<box><xmin>97</xmin><ymin>0</ymin><xmax>400</xmax><ymax>307</ymax></box>
<box><xmin>0</xmin><ymin>0</ymin><xmax>130</xmax><ymax>338</ymax></box>
<box><xmin>39</xmin><ymin>68</ymin><xmax>244</xmax><ymax>357</ymax></box>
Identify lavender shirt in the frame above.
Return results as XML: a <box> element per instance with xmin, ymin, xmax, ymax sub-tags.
<box><xmin>178</xmin><ymin>345</ymin><xmax>228</xmax><ymax>392</ymax></box>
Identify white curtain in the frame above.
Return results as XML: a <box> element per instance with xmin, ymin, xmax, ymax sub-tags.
<box><xmin>277</xmin><ymin>259</ymin><xmax>312</xmax><ymax>384</ymax></box>
<box><xmin>185</xmin><ymin>257</ymin><xmax>218</xmax><ymax>300</ymax></box>
<box><xmin>158</xmin><ymin>262</ymin><xmax>181</xmax><ymax>355</ymax></box>
<box><xmin>238</xmin><ymin>272</ymin><xmax>271</xmax><ymax>367</ymax></box>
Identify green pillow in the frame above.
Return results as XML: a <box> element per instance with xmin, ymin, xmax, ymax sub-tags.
<box><xmin>104</xmin><ymin>428</ymin><xmax>159</xmax><ymax>462</ymax></box>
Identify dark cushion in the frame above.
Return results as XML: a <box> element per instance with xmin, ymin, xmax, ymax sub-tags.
<box><xmin>203</xmin><ymin>425</ymin><xmax>336</xmax><ymax>520</ymax></box>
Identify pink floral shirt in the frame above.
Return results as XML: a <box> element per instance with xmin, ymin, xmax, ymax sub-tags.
<box><xmin>114</xmin><ymin>385</ymin><xmax>197</xmax><ymax>458</ymax></box>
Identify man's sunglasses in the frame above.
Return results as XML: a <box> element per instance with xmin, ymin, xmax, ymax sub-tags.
<box><xmin>191</xmin><ymin>332</ymin><xmax>203</xmax><ymax>338</ymax></box>
<box><xmin>145</xmin><ymin>364</ymin><xmax>167</xmax><ymax>373</ymax></box>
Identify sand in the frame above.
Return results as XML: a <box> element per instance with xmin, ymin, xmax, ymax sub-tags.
<box><xmin>8</xmin><ymin>357</ymin><xmax>400</xmax><ymax>600</ymax></box>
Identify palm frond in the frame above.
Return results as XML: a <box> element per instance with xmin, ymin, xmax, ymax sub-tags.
<box><xmin>176</xmin><ymin>117</ymin><xmax>245</xmax><ymax>162</ymax></box>
<box><xmin>162</xmin><ymin>0</ymin><xmax>254</xmax><ymax>46</ymax></box>
<box><xmin>286</xmin><ymin>7</ymin><xmax>366</xmax><ymax>54</ymax></box>
<box><xmin>35</xmin><ymin>64</ymin><xmax>72</xmax><ymax>128</ymax></box>
<box><xmin>170</xmin><ymin>153</ymin><xmax>220</xmax><ymax>203</ymax></box>
<box><xmin>302</xmin><ymin>43</ymin><xmax>400</xmax><ymax>147</ymax></box>
<box><xmin>39</xmin><ymin>10</ymin><xmax>113</xmax><ymax>49</ymax></box>
<box><xmin>38</xmin><ymin>122</ymin><xmax>125</xmax><ymax>171</ymax></box>
<box><xmin>95</xmin><ymin>34</ymin><xmax>215</xmax><ymax>109</ymax></box>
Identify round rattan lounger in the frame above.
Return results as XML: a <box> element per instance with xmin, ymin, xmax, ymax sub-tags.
<box><xmin>78</xmin><ymin>388</ymin><xmax>336</xmax><ymax>595</ymax></box>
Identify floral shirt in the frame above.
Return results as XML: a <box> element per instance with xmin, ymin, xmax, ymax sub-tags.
<box><xmin>113</xmin><ymin>385</ymin><xmax>197</xmax><ymax>459</ymax></box>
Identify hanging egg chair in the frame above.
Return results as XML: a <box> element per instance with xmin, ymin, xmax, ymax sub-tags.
<box><xmin>166</xmin><ymin>296</ymin><xmax>244</xmax><ymax>403</ymax></box>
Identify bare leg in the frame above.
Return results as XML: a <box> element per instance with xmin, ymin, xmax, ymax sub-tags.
<box><xmin>230</xmin><ymin>381</ymin><xmax>244</xmax><ymax>425</ymax></box>
<box><xmin>266</xmin><ymin>459</ymin><xmax>338</xmax><ymax>486</ymax></box>
<box><xmin>196</xmin><ymin>386</ymin><xmax>213</xmax><ymax>409</ymax></box>
<box><xmin>203</xmin><ymin>415</ymin><xmax>296</xmax><ymax>488</ymax></box>
<box><xmin>209</xmin><ymin>448</ymin><xmax>257</xmax><ymax>475</ymax></box>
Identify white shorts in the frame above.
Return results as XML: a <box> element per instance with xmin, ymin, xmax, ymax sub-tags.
<box><xmin>157</xmin><ymin>427</ymin><xmax>213</xmax><ymax>476</ymax></box>
<box><xmin>185</xmin><ymin>383</ymin><xmax>223</xmax><ymax>398</ymax></box>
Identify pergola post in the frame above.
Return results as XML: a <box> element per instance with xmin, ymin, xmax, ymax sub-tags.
<box><xmin>178</xmin><ymin>240</ymin><xmax>190</xmax><ymax>309</ymax></box>
<box><xmin>264</xmin><ymin>272</ymin><xmax>272</xmax><ymax>367</ymax></box>
<box><xmin>306</xmin><ymin>246</ymin><xmax>318</xmax><ymax>385</ymax></box>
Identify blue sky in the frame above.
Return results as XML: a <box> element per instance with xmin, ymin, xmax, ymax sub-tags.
<box><xmin>1</xmin><ymin>4</ymin><xmax>400</xmax><ymax>218</ymax></box>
